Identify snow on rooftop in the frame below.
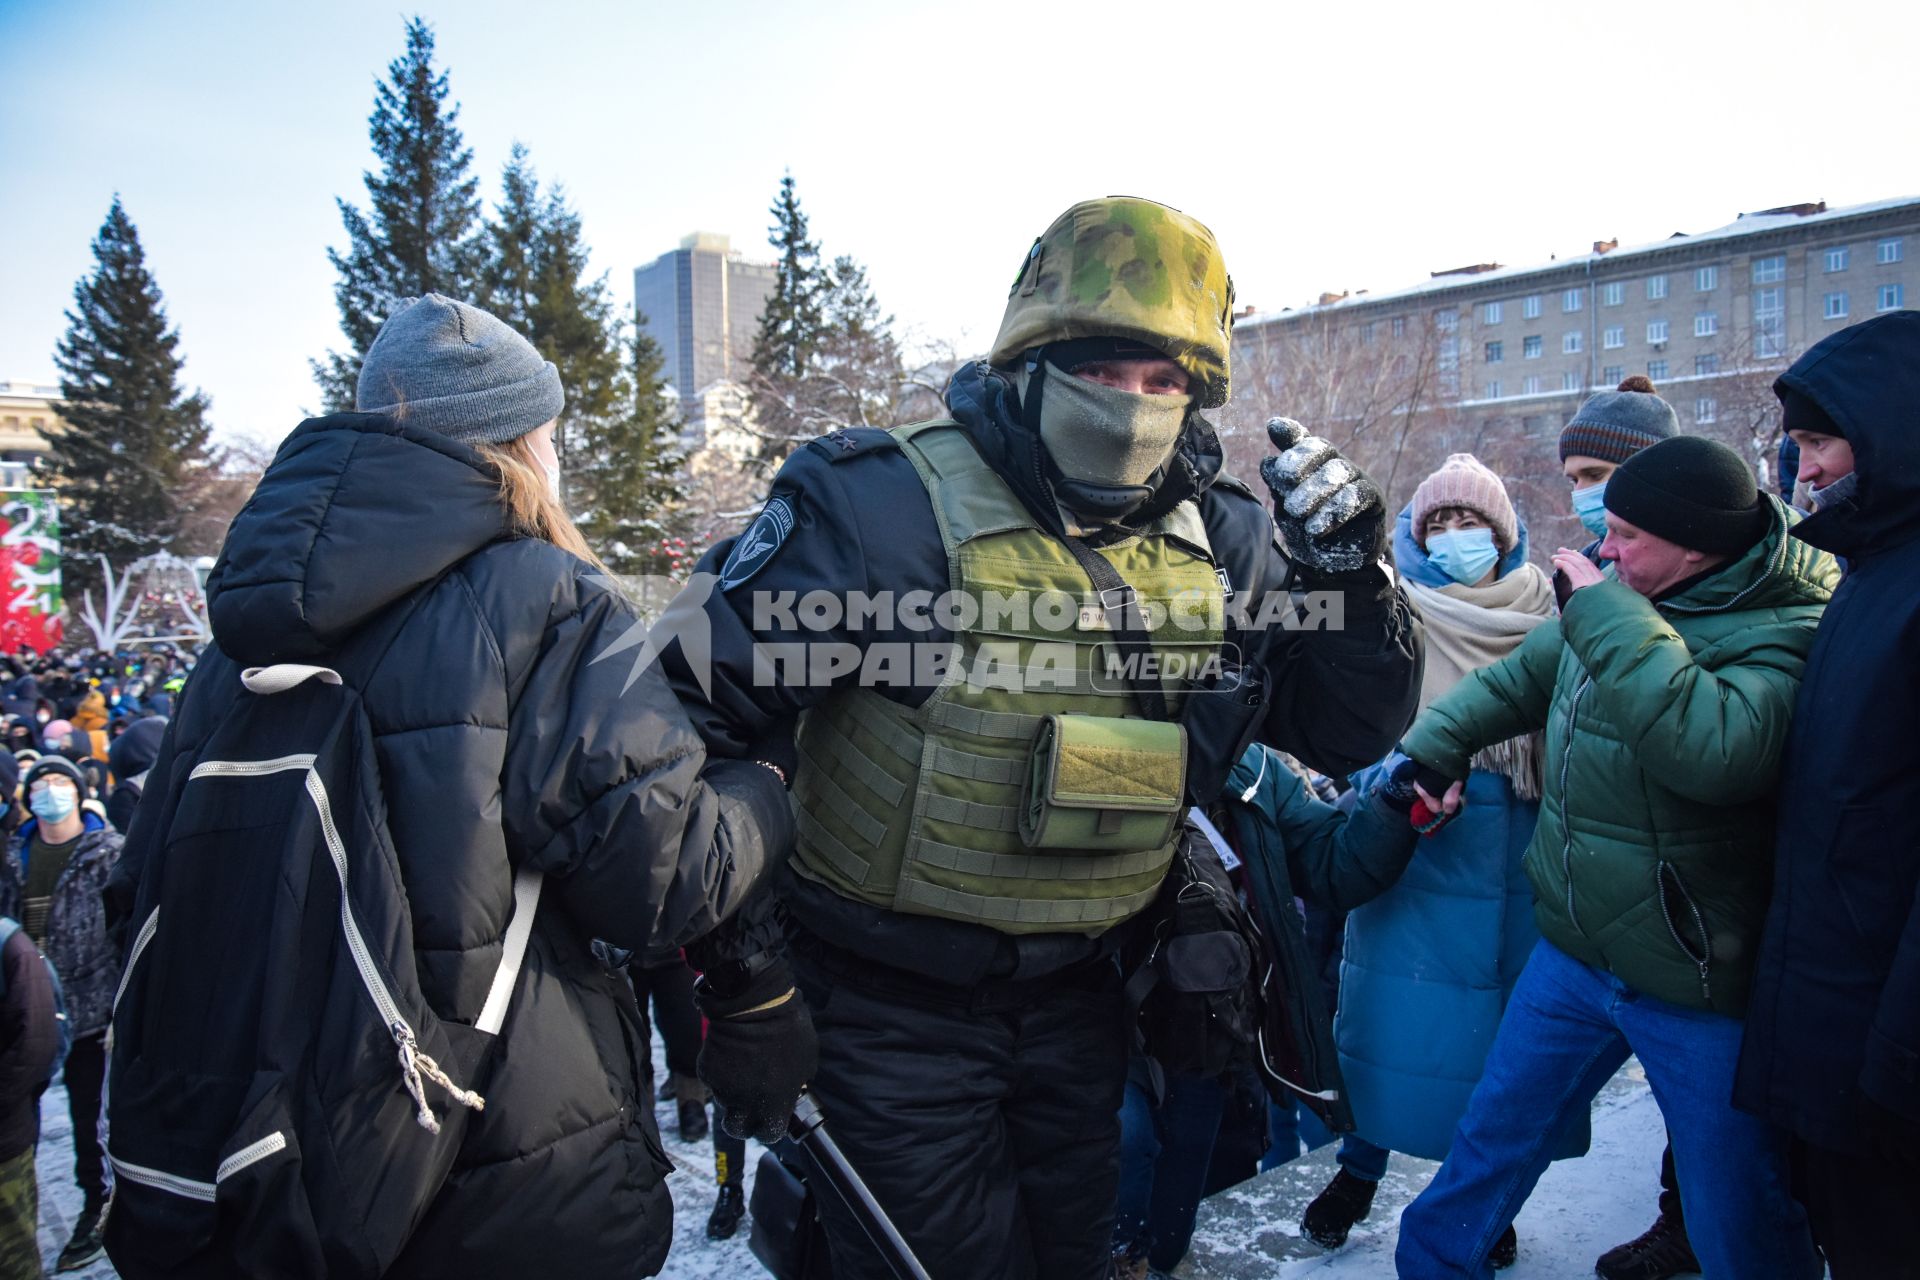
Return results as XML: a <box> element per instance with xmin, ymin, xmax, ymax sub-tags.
<box><xmin>1240</xmin><ymin>195</ymin><xmax>1920</xmax><ymax>327</ymax></box>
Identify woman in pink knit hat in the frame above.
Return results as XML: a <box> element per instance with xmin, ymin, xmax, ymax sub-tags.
<box><xmin>1294</xmin><ymin>453</ymin><xmax>1568</xmax><ymax>1269</ymax></box>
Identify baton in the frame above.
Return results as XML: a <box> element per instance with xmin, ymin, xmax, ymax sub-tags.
<box><xmin>788</xmin><ymin>1092</ymin><xmax>933</xmax><ymax>1280</ymax></box>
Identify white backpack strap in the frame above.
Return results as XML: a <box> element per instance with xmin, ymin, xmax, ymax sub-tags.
<box><xmin>240</xmin><ymin>665</ymin><xmax>344</xmax><ymax>695</ymax></box>
<box><xmin>474</xmin><ymin>868</ymin><xmax>543</xmax><ymax>1036</ymax></box>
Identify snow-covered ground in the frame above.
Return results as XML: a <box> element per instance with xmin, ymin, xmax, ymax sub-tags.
<box><xmin>35</xmin><ymin>1053</ymin><xmax>1681</xmax><ymax>1279</ymax></box>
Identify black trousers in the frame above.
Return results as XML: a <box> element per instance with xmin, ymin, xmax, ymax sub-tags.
<box><xmin>630</xmin><ymin>955</ymin><xmax>703</xmax><ymax>1081</ymax></box>
<box><xmin>793</xmin><ymin>950</ymin><xmax>1127</xmax><ymax>1280</ymax></box>
<box><xmin>1796</xmin><ymin>1141</ymin><xmax>1920</xmax><ymax>1279</ymax></box>
<box><xmin>1657</xmin><ymin>1137</ymin><xmax>1685</xmax><ymax>1223</ymax></box>
<box><xmin>64</xmin><ymin>1032</ymin><xmax>107</xmax><ymax>1210</ymax></box>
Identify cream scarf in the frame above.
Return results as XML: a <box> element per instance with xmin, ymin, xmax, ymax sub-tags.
<box><xmin>1403</xmin><ymin>563</ymin><xmax>1556</xmax><ymax>800</ymax></box>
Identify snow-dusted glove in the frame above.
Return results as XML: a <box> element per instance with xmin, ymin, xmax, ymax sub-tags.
<box><xmin>1258</xmin><ymin>417</ymin><xmax>1386</xmax><ymax>576</ymax></box>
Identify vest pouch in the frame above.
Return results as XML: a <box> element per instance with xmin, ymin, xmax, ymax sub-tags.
<box><xmin>1020</xmin><ymin>714</ymin><xmax>1187</xmax><ymax>852</ymax></box>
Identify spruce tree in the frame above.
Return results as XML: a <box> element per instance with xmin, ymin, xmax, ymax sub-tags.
<box><xmin>314</xmin><ymin>16</ymin><xmax>483</xmax><ymax>409</ymax></box>
<box><xmin>478</xmin><ymin>144</ymin><xmax>622</xmax><ymax>479</ymax></box>
<box><xmin>747</xmin><ymin>173</ymin><xmax>827</xmax><ymax>456</ymax></box>
<box><xmin>574</xmin><ymin>322</ymin><xmax>688</xmax><ymax>577</ymax></box>
<box><xmin>49</xmin><ymin>197</ymin><xmax>211</xmax><ymax>591</ymax></box>
<box><xmin>818</xmin><ymin>254</ymin><xmax>905</xmax><ymax>429</ymax></box>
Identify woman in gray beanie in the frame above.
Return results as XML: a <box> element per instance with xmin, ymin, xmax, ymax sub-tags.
<box><xmin>105</xmin><ymin>295</ymin><xmax>797</xmax><ymax>1279</ymax></box>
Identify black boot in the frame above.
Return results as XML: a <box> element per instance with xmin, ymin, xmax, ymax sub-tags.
<box><xmin>1301</xmin><ymin>1168</ymin><xmax>1378</xmax><ymax>1249</ymax></box>
<box><xmin>707</xmin><ymin>1182</ymin><xmax>746</xmax><ymax>1240</ymax></box>
<box><xmin>656</xmin><ymin>1075</ymin><xmax>677</xmax><ymax>1102</ymax></box>
<box><xmin>1595</xmin><ymin>1213</ymin><xmax>1700</xmax><ymax>1280</ymax></box>
<box><xmin>677</xmin><ymin>1096</ymin><xmax>710</xmax><ymax>1143</ymax></box>
<box><xmin>1489</xmin><ymin>1223</ymin><xmax>1518</xmax><ymax>1270</ymax></box>
<box><xmin>56</xmin><ymin>1202</ymin><xmax>107</xmax><ymax>1272</ymax></box>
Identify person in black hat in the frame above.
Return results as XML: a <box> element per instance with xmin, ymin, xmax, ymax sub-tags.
<box><xmin>1573</xmin><ymin>435</ymin><xmax>1774</xmax><ymax>600</ymax></box>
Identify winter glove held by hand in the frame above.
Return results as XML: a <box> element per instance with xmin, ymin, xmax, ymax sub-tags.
<box><xmin>696</xmin><ymin>960</ymin><xmax>818</xmax><ymax>1143</ymax></box>
<box><xmin>1259</xmin><ymin>417</ymin><xmax>1386</xmax><ymax>576</ymax></box>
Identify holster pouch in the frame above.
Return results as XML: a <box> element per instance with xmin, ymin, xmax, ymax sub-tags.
<box><xmin>1020</xmin><ymin>713</ymin><xmax>1187</xmax><ymax>851</ymax></box>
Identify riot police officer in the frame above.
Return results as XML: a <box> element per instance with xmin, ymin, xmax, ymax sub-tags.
<box><xmin>668</xmin><ymin>197</ymin><xmax>1421</xmax><ymax>1280</ymax></box>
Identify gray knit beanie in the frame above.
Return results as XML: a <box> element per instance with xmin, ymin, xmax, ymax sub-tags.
<box><xmin>355</xmin><ymin>294</ymin><xmax>564</xmax><ymax>446</ymax></box>
<box><xmin>1559</xmin><ymin>375</ymin><xmax>1680</xmax><ymax>464</ymax></box>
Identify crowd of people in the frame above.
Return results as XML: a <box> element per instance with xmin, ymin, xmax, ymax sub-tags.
<box><xmin>0</xmin><ymin>196</ymin><xmax>1912</xmax><ymax>1280</ymax></box>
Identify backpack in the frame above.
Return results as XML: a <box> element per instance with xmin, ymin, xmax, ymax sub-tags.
<box><xmin>1126</xmin><ymin>823</ymin><xmax>1262</xmax><ymax>1079</ymax></box>
<box><xmin>105</xmin><ymin>664</ymin><xmax>542</xmax><ymax>1279</ymax></box>
<box><xmin>0</xmin><ymin>915</ymin><xmax>71</xmax><ymax>1081</ymax></box>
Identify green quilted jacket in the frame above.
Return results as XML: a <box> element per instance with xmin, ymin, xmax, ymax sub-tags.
<box><xmin>1400</xmin><ymin>498</ymin><xmax>1838</xmax><ymax>1015</ymax></box>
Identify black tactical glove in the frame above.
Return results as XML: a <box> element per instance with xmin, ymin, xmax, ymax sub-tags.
<box><xmin>1258</xmin><ymin>417</ymin><xmax>1387</xmax><ymax>576</ymax></box>
<box><xmin>747</xmin><ymin>719</ymin><xmax>798</xmax><ymax>788</ymax></box>
<box><xmin>695</xmin><ymin>958</ymin><xmax>817</xmax><ymax>1143</ymax></box>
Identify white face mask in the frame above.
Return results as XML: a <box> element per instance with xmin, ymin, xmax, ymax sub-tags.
<box><xmin>542</xmin><ymin>459</ymin><xmax>563</xmax><ymax>504</ymax></box>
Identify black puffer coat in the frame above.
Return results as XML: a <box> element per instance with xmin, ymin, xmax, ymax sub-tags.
<box><xmin>1736</xmin><ymin>312</ymin><xmax>1920</xmax><ymax>1152</ymax></box>
<box><xmin>115</xmin><ymin>413</ymin><xmax>795</xmax><ymax>1278</ymax></box>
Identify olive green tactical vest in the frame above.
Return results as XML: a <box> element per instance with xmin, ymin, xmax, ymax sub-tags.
<box><xmin>790</xmin><ymin>420</ymin><xmax>1225</xmax><ymax>935</ymax></box>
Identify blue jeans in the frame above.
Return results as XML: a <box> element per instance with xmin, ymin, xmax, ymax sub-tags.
<box><xmin>1397</xmin><ymin>939</ymin><xmax>1818</xmax><ymax>1280</ymax></box>
<box><xmin>1114</xmin><ymin>1073</ymin><xmax>1227</xmax><ymax>1271</ymax></box>
<box><xmin>1262</xmin><ymin>1100</ymin><xmax>1391</xmax><ymax>1184</ymax></box>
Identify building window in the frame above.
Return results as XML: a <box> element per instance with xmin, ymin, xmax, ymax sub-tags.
<box><xmin>1648</xmin><ymin>359</ymin><xmax>1670</xmax><ymax>380</ymax></box>
<box><xmin>1695</xmin><ymin>266</ymin><xmax>1718</xmax><ymax>292</ymax></box>
<box><xmin>1825</xmin><ymin>247</ymin><xmax>1850</xmax><ymax>273</ymax></box>
<box><xmin>1563</xmin><ymin>288</ymin><xmax>1584</xmax><ymax>313</ymax></box>
<box><xmin>1754</xmin><ymin>287</ymin><xmax>1785</xmax><ymax>359</ymax></box>
<box><xmin>1523</xmin><ymin>335</ymin><xmax>1543</xmax><ymax>358</ymax></box>
<box><xmin>1602</xmin><ymin>326</ymin><xmax>1625</xmax><ymax>349</ymax></box>
<box><xmin>1824</xmin><ymin>291</ymin><xmax>1850</xmax><ymax>320</ymax></box>
<box><xmin>1602</xmin><ymin>365</ymin><xmax>1624</xmax><ymax>385</ymax></box>
<box><xmin>1696</xmin><ymin>353</ymin><xmax>1720</xmax><ymax>375</ymax></box>
<box><xmin>1563</xmin><ymin>331</ymin><xmax>1583</xmax><ymax>354</ymax></box>
<box><xmin>1360</xmin><ymin>321</ymin><xmax>1377</xmax><ymax>344</ymax></box>
<box><xmin>1646</xmin><ymin>274</ymin><xmax>1668</xmax><ymax>300</ymax></box>
<box><xmin>1880</xmin><ymin>283</ymin><xmax>1906</xmax><ymax>311</ymax></box>
<box><xmin>1522</xmin><ymin>374</ymin><xmax>1542</xmax><ymax>395</ymax></box>
<box><xmin>1485</xmin><ymin>340</ymin><xmax>1504</xmax><ymax>363</ymax></box>
<box><xmin>1879</xmin><ymin>238</ymin><xmax>1904</xmax><ymax>265</ymax></box>
<box><xmin>1485</xmin><ymin>380</ymin><xmax>1503</xmax><ymax>400</ymax></box>
<box><xmin>1483</xmin><ymin>301</ymin><xmax>1503</xmax><ymax>325</ymax></box>
<box><xmin>1695</xmin><ymin>397</ymin><xmax>1717</xmax><ymax>425</ymax></box>
<box><xmin>1436</xmin><ymin>308</ymin><xmax>1459</xmax><ymax>332</ymax></box>
<box><xmin>1523</xmin><ymin>295</ymin><xmax>1542</xmax><ymax>319</ymax></box>
<box><xmin>1753</xmin><ymin>255</ymin><xmax>1786</xmax><ymax>284</ymax></box>
<box><xmin>1392</xmin><ymin>316</ymin><xmax>1407</xmax><ymax>338</ymax></box>
<box><xmin>1647</xmin><ymin>319</ymin><xmax>1670</xmax><ymax>343</ymax></box>
<box><xmin>1694</xmin><ymin>312</ymin><xmax>1719</xmax><ymax>337</ymax></box>
<box><xmin>1602</xmin><ymin>282</ymin><xmax>1624</xmax><ymax>307</ymax></box>
<box><xmin>1562</xmin><ymin>371</ymin><xmax>1581</xmax><ymax>391</ymax></box>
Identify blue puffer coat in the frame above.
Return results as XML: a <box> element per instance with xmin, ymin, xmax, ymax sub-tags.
<box><xmin>1332</xmin><ymin>507</ymin><xmax>1585</xmax><ymax>1162</ymax></box>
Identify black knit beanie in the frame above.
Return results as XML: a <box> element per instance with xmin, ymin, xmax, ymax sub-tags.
<box><xmin>1779</xmin><ymin>385</ymin><xmax>1843</xmax><ymax>439</ymax></box>
<box><xmin>1604</xmin><ymin>436</ymin><xmax>1769</xmax><ymax>556</ymax></box>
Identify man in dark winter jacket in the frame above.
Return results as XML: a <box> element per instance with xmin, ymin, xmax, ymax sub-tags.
<box><xmin>1735</xmin><ymin>310</ymin><xmax>1920</xmax><ymax>1279</ymax></box>
<box><xmin>665</xmin><ymin>198</ymin><xmax>1422</xmax><ymax>1280</ymax></box>
<box><xmin>0</xmin><ymin>755</ymin><xmax>120</xmax><ymax>1272</ymax></box>
<box><xmin>1</xmin><ymin>908</ymin><xmax>59</xmax><ymax>1280</ymax></box>
<box><xmin>103</xmin><ymin>714</ymin><xmax>165</xmax><ymax>835</ymax></box>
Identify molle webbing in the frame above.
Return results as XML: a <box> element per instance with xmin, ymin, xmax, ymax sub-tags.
<box><xmin>791</xmin><ymin>420</ymin><xmax>1224</xmax><ymax>935</ymax></box>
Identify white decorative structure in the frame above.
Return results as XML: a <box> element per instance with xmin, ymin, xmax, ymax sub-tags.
<box><xmin>79</xmin><ymin>552</ymin><xmax>213</xmax><ymax>651</ymax></box>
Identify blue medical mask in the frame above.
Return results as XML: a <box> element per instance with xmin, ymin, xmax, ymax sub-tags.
<box><xmin>1425</xmin><ymin>528</ymin><xmax>1501</xmax><ymax>586</ymax></box>
<box><xmin>29</xmin><ymin>782</ymin><xmax>75</xmax><ymax>825</ymax></box>
<box><xmin>1571</xmin><ymin>481</ymin><xmax>1610</xmax><ymax>539</ymax></box>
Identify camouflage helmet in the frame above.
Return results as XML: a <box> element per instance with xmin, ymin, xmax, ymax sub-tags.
<box><xmin>989</xmin><ymin>197</ymin><xmax>1235</xmax><ymax>409</ymax></box>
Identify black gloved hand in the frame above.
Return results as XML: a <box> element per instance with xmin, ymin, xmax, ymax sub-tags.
<box><xmin>695</xmin><ymin>959</ymin><xmax>817</xmax><ymax>1143</ymax></box>
<box><xmin>1378</xmin><ymin>754</ymin><xmax>1461</xmax><ymax>836</ymax></box>
<box><xmin>1258</xmin><ymin>417</ymin><xmax>1387</xmax><ymax>576</ymax></box>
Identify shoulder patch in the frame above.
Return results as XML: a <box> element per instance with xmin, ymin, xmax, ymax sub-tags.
<box><xmin>807</xmin><ymin>427</ymin><xmax>900</xmax><ymax>464</ymax></box>
<box><xmin>718</xmin><ymin>495</ymin><xmax>796</xmax><ymax>590</ymax></box>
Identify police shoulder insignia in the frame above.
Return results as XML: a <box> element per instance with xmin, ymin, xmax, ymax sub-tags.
<box><xmin>719</xmin><ymin>495</ymin><xmax>796</xmax><ymax>590</ymax></box>
<box><xmin>808</xmin><ymin>427</ymin><xmax>899</xmax><ymax>464</ymax></box>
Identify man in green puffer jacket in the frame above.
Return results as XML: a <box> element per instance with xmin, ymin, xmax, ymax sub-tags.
<box><xmin>1392</xmin><ymin>437</ymin><xmax>1837</xmax><ymax>1280</ymax></box>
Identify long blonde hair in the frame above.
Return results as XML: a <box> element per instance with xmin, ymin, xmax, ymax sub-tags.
<box><xmin>472</xmin><ymin>434</ymin><xmax>609</xmax><ymax>573</ymax></box>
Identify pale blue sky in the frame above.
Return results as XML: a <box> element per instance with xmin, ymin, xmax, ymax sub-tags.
<box><xmin>4</xmin><ymin>0</ymin><xmax>1915</xmax><ymax>445</ymax></box>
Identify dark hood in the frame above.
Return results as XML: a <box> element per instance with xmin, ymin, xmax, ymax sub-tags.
<box><xmin>108</xmin><ymin>714</ymin><xmax>168</xmax><ymax>781</ymax></box>
<box><xmin>943</xmin><ymin>361</ymin><xmax>1225</xmax><ymax>538</ymax></box>
<box><xmin>207</xmin><ymin>413</ymin><xmax>510</xmax><ymax>665</ymax></box>
<box><xmin>1777</xmin><ymin>310</ymin><xmax>1920</xmax><ymax>558</ymax></box>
